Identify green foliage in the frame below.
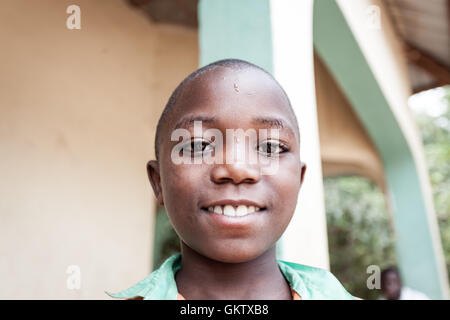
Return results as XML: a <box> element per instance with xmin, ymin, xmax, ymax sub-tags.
<box><xmin>414</xmin><ymin>86</ymin><xmax>450</xmax><ymax>281</ymax></box>
<box><xmin>324</xmin><ymin>176</ymin><xmax>396</xmax><ymax>300</ymax></box>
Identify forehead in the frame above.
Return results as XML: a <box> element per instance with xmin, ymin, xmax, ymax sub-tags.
<box><xmin>166</xmin><ymin>67</ymin><xmax>297</xmax><ymax>133</ymax></box>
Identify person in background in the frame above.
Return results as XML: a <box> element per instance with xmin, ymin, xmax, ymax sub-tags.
<box><xmin>380</xmin><ymin>267</ymin><xmax>430</xmax><ymax>300</ymax></box>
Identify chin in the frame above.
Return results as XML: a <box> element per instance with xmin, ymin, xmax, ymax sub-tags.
<box><xmin>201</xmin><ymin>242</ymin><xmax>268</xmax><ymax>264</ymax></box>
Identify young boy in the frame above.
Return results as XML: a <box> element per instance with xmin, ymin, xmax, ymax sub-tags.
<box><xmin>106</xmin><ymin>59</ymin><xmax>355</xmax><ymax>300</ymax></box>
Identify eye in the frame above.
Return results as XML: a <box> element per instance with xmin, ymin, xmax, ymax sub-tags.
<box><xmin>257</xmin><ymin>140</ymin><xmax>288</xmax><ymax>156</ymax></box>
<box><xmin>181</xmin><ymin>138</ymin><xmax>214</xmax><ymax>155</ymax></box>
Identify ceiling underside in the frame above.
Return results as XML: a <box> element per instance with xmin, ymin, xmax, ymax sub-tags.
<box><xmin>385</xmin><ymin>0</ymin><xmax>450</xmax><ymax>92</ymax></box>
<box><xmin>127</xmin><ymin>0</ymin><xmax>198</xmax><ymax>27</ymax></box>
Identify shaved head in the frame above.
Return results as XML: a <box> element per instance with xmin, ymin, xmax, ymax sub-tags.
<box><xmin>154</xmin><ymin>59</ymin><xmax>299</xmax><ymax>160</ymax></box>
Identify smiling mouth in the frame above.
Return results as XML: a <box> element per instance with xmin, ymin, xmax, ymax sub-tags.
<box><xmin>201</xmin><ymin>202</ymin><xmax>266</xmax><ymax>217</ymax></box>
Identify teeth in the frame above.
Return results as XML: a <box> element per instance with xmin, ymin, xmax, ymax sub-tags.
<box><xmin>236</xmin><ymin>205</ymin><xmax>248</xmax><ymax>216</ymax></box>
<box><xmin>223</xmin><ymin>205</ymin><xmax>236</xmax><ymax>217</ymax></box>
<box><xmin>206</xmin><ymin>204</ymin><xmax>262</xmax><ymax>217</ymax></box>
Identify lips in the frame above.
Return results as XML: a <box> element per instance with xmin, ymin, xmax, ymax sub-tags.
<box><xmin>201</xmin><ymin>199</ymin><xmax>266</xmax><ymax>218</ymax></box>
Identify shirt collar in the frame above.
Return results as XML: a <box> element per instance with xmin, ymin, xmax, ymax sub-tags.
<box><xmin>106</xmin><ymin>252</ymin><xmax>310</xmax><ymax>300</ymax></box>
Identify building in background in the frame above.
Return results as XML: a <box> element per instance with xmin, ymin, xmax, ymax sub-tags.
<box><xmin>0</xmin><ymin>0</ymin><xmax>448</xmax><ymax>299</ymax></box>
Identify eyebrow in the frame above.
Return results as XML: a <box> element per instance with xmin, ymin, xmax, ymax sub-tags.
<box><xmin>173</xmin><ymin>114</ymin><xmax>296</xmax><ymax>136</ymax></box>
<box><xmin>252</xmin><ymin>116</ymin><xmax>296</xmax><ymax>136</ymax></box>
<box><xmin>252</xmin><ymin>116</ymin><xmax>286</xmax><ymax>129</ymax></box>
<box><xmin>173</xmin><ymin>115</ymin><xmax>217</xmax><ymax>130</ymax></box>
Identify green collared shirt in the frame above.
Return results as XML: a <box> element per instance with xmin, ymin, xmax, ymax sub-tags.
<box><xmin>106</xmin><ymin>252</ymin><xmax>355</xmax><ymax>300</ymax></box>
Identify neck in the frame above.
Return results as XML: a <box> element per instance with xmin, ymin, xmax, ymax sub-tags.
<box><xmin>175</xmin><ymin>242</ymin><xmax>291</xmax><ymax>300</ymax></box>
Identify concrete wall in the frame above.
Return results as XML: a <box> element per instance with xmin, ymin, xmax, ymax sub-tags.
<box><xmin>0</xmin><ymin>0</ymin><xmax>198</xmax><ymax>299</ymax></box>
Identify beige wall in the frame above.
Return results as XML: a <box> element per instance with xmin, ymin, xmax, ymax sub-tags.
<box><xmin>0</xmin><ymin>0</ymin><xmax>198</xmax><ymax>299</ymax></box>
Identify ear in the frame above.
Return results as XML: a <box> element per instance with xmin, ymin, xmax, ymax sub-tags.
<box><xmin>147</xmin><ymin>160</ymin><xmax>164</xmax><ymax>206</ymax></box>
<box><xmin>299</xmin><ymin>161</ymin><xmax>307</xmax><ymax>187</ymax></box>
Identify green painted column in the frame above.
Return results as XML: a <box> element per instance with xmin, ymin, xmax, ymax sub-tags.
<box><xmin>198</xmin><ymin>0</ymin><xmax>273</xmax><ymax>72</ymax></box>
<box><xmin>313</xmin><ymin>0</ymin><xmax>448</xmax><ymax>299</ymax></box>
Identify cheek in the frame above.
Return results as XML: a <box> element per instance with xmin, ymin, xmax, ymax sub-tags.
<box><xmin>160</xmin><ymin>163</ymin><xmax>204</xmax><ymax>227</ymax></box>
<box><xmin>163</xmin><ymin>162</ymin><xmax>200</xmax><ymax>195</ymax></box>
<box><xmin>268</xmin><ymin>160</ymin><xmax>302</xmax><ymax>226</ymax></box>
<box><xmin>274</xmin><ymin>159</ymin><xmax>302</xmax><ymax>204</ymax></box>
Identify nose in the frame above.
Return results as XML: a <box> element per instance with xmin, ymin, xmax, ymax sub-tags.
<box><xmin>210</xmin><ymin>161</ymin><xmax>261</xmax><ymax>185</ymax></box>
<box><xmin>210</xmin><ymin>135</ymin><xmax>262</xmax><ymax>185</ymax></box>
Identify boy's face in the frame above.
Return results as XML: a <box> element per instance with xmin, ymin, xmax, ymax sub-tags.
<box><xmin>148</xmin><ymin>67</ymin><xmax>306</xmax><ymax>263</ymax></box>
